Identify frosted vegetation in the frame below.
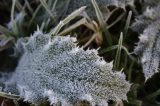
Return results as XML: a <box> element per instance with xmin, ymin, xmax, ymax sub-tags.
<box><xmin>4</xmin><ymin>30</ymin><xmax>130</xmax><ymax>105</ymax></box>
<box><xmin>0</xmin><ymin>0</ymin><xmax>160</xmax><ymax>106</ymax></box>
<box><xmin>132</xmin><ymin>3</ymin><xmax>160</xmax><ymax>80</ymax></box>
<box><xmin>56</xmin><ymin>0</ymin><xmax>134</xmax><ymax>18</ymax></box>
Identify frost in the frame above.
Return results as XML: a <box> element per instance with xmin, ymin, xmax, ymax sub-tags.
<box><xmin>3</xmin><ymin>30</ymin><xmax>130</xmax><ymax>105</ymax></box>
<box><xmin>67</xmin><ymin>0</ymin><xmax>134</xmax><ymax>10</ymax></box>
<box><xmin>56</xmin><ymin>0</ymin><xmax>134</xmax><ymax>18</ymax></box>
<box><xmin>7</xmin><ymin>12</ymin><xmax>26</xmax><ymax>30</ymax></box>
<box><xmin>142</xmin><ymin>0</ymin><xmax>160</xmax><ymax>7</ymax></box>
<box><xmin>132</xmin><ymin>5</ymin><xmax>160</xmax><ymax>80</ymax></box>
<box><xmin>131</xmin><ymin>6</ymin><xmax>160</xmax><ymax>33</ymax></box>
<box><xmin>134</xmin><ymin>21</ymin><xmax>160</xmax><ymax>80</ymax></box>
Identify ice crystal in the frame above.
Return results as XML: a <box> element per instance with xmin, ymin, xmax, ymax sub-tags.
<box><xmin>4</xmin><ymin>30</ymin><xmax>130</xmax><ymax>105</ymax></box>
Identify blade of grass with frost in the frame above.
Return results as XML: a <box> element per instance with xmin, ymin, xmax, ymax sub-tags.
<box><xmin>107</xmin><ymin>12</ymin><xmax>125</xmax><ymax>29</ymax></box>
<box><xmin>123</xmin><ymin>52</ymin><xmax>128</xmax><ymax>70</ymax></box>
<box><xmin>122</xmin><ymin>46</ymin><xmax>137</xmax><ymax>62</ymax></box>
<box><xmin>15</xmin><ymin>0</ymin><xmax>23</xmax><ymax>11</ymax></box>
<box><xmin>40</xmin><ymin>18</ymin><xmax>51</xmax><ymax>31</ymax></box>
<box><xmin>25</xmin><ymin>0</ymin><xmax>33</xmax><ymax>14</ymax></box>
<box><xmin>47</xmin><ymin>0</ymin><xmax>53</xmax><ymax>9</ymax></box>
<box><xmin>0</xmin><ymin>35</ymin><xmax>15</xmax><ymax>51</ymax></box>
<box><xmin>99</xmin><ymin>45</ymin><xmax>119</xmax><ymax>54</ymax></box>
<box><xmin>50</xmin><ymin>6</ymin><xmax>86</xmax><ymax>36</ymax></box>
<box><xmin>58</xmin><ymin>18</ymin><xmax>87</xmax><ymax>36</ymax></box>
<box><xmin>114</xmin><ymin>32</ymin><xmax>123</xmax><ymax>70</ymax></box>
<box><xmin>128</xmin><ymin>61</ymin><xmax>134</xmax><ymax>81</ymax></box>
<box><xmin>39</xmin><ymin>0</ymin><xmax>56</xmax><ymax>21</ymax></box>
<box><xmin>99</xmin><ymin>44</ymin><xmax>136</xmax><ymax>62</ymax></box>
<box><xmin>91</xmin><ymin>0</ymin><xmax>105</xmax><ymax>27</ymax></box>
<box><xmin>40</xmin><ymin>21</ymin><xmax>45</xmax><ymax>31</ymax></box>
<box><xmin>11</xmin><ymin>0</ymin><xmax>16</xmax><ymax>23</ymax></box>
<box><xmin>16</xmin><ymin>12</ymin><xmax>26</xmax><ymax>36</ymax></box>
<box><xmin>104</xmin><ymin>8</ymin><xmax>118</xmax><ymax>22</ymax></box>
<box><xmin>99</xmin><ymin>45</ymin><xmax>129</xmax><ymax>55</ymax></box>
<box><xmin>29</xmin><ymin>4</ymin><xmax>42</xmax><ymax>27</ymax></box>
<box><xmin>124</xmin><ymin>11</ymin><xmax>132</xmax><ymax>37</ymax></box>
<box><xmin>51</xmin><ymin>0</ymin><xmax>58</xmax><ymax>12</ymax></box>
<box><xmin>44</xmin><ymin>18</ymin><xmax>51</xmax><ymax>30</ymax></box>
<box><xmin>0</xmin><ymin>91</ymin><xmax>20</xmax><ymax>100</ymax></box>
<box><xmin>12</xmin><ymin>21</ymin><xmax>19</xmax><ymax>37</ymax></box>
<box><xmin>11</xmin><ymin>0</ymin><xmax>19</xmax><ymax>37</ymax></box>
<box><xmin>91</xmin><ymin>0</ymin><xmax>112</xmax><ymax>46</ymax></box>
<box><xmin>0</xmin><ymin>25</ymin><xmax>13</xmax><ymax>37</ymax></box>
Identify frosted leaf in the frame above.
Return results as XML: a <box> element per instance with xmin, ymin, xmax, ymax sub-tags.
<box><xmin>0</xmin><ymin>72</ymin><xmax>18</xmax><ymax>94</ymax></box>
<box><xmin>134</xmin><ymin>21</ymin><xmax>160</xmax><ymax>80</ymax></box>
<box><xmin>132</xmin><ymin>4</ymin><xmax>160</xmax><ymax>80</ymax></box>
<box><xmin>4</xmin><ymin>30</ymin><xmax>130</xmax><ymax>105</ymax></box>
<box><xmin>131</xmin><ymin>6</ymin><xmax>160</xmax><ymax>33</ymax></box>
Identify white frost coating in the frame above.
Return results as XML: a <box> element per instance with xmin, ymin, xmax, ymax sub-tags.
<box><xmin>44</xmin><ymin>90</ymin><xmax>60</xmax><ymax>105</ymax></box>
<box><xmin>132</xmin><ymin>5</ymin><xmax>160</xmax><ymax>80</ymax></box>
<box><xmin>131</xmin><ymin>5</ymin><xmax>160</xmax><ymax>33</ymax></box>
<box><xmin>4</xmin><ymin>30</ymin><xmax>130</xmax><ymax>105</ymax></box>
<box><xmin>134</xmin><ymin>22</ymin><xmax>160</xmax><ymax>80</ymax></box>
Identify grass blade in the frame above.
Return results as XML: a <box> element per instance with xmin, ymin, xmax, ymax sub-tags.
<box><xmin>124</xmin><ymin>11</ymin><xmax>132</xmax><ymax>37</ymax></box>
<box><xmin>91</xmin><ymin>0</ymin><xmax>105</xmax><ymax>27</ymax></box>
<box><xmin>0</xmin><ymin>91</ymin><xmax>20</xmax><ymax>100</ymax></box>
<box><xmin>99</xmin><ymin>45</ymin><xmax>118</xmax><ymax>54</ymax></box>
<box><xmin>114</xmin><ymin>32</ymin><xmax>123</xmax><ymax>70</ymax></box>
<box><xmin>0</xmin><ymin>25</ymin><xmax>13</xmax><ymax>37</ymax></box>
<box><xmin>39</xmin><ymin>0</ymin><xmax>56</xmax><ymax>21</ymax></box>
<box><xmin>58</xmin><ymin>18</ymin><xmax>87</xmax><ymax>36</ymax></box>
<box><xmin>91</xmin><ymin>0</ymin><xmax>112</xmax><ymax>46</ymax></box>
<box><xmin>50</xmin><ymin>6</ymin><xmax>86</xmax><ymax>36</ymax></box>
